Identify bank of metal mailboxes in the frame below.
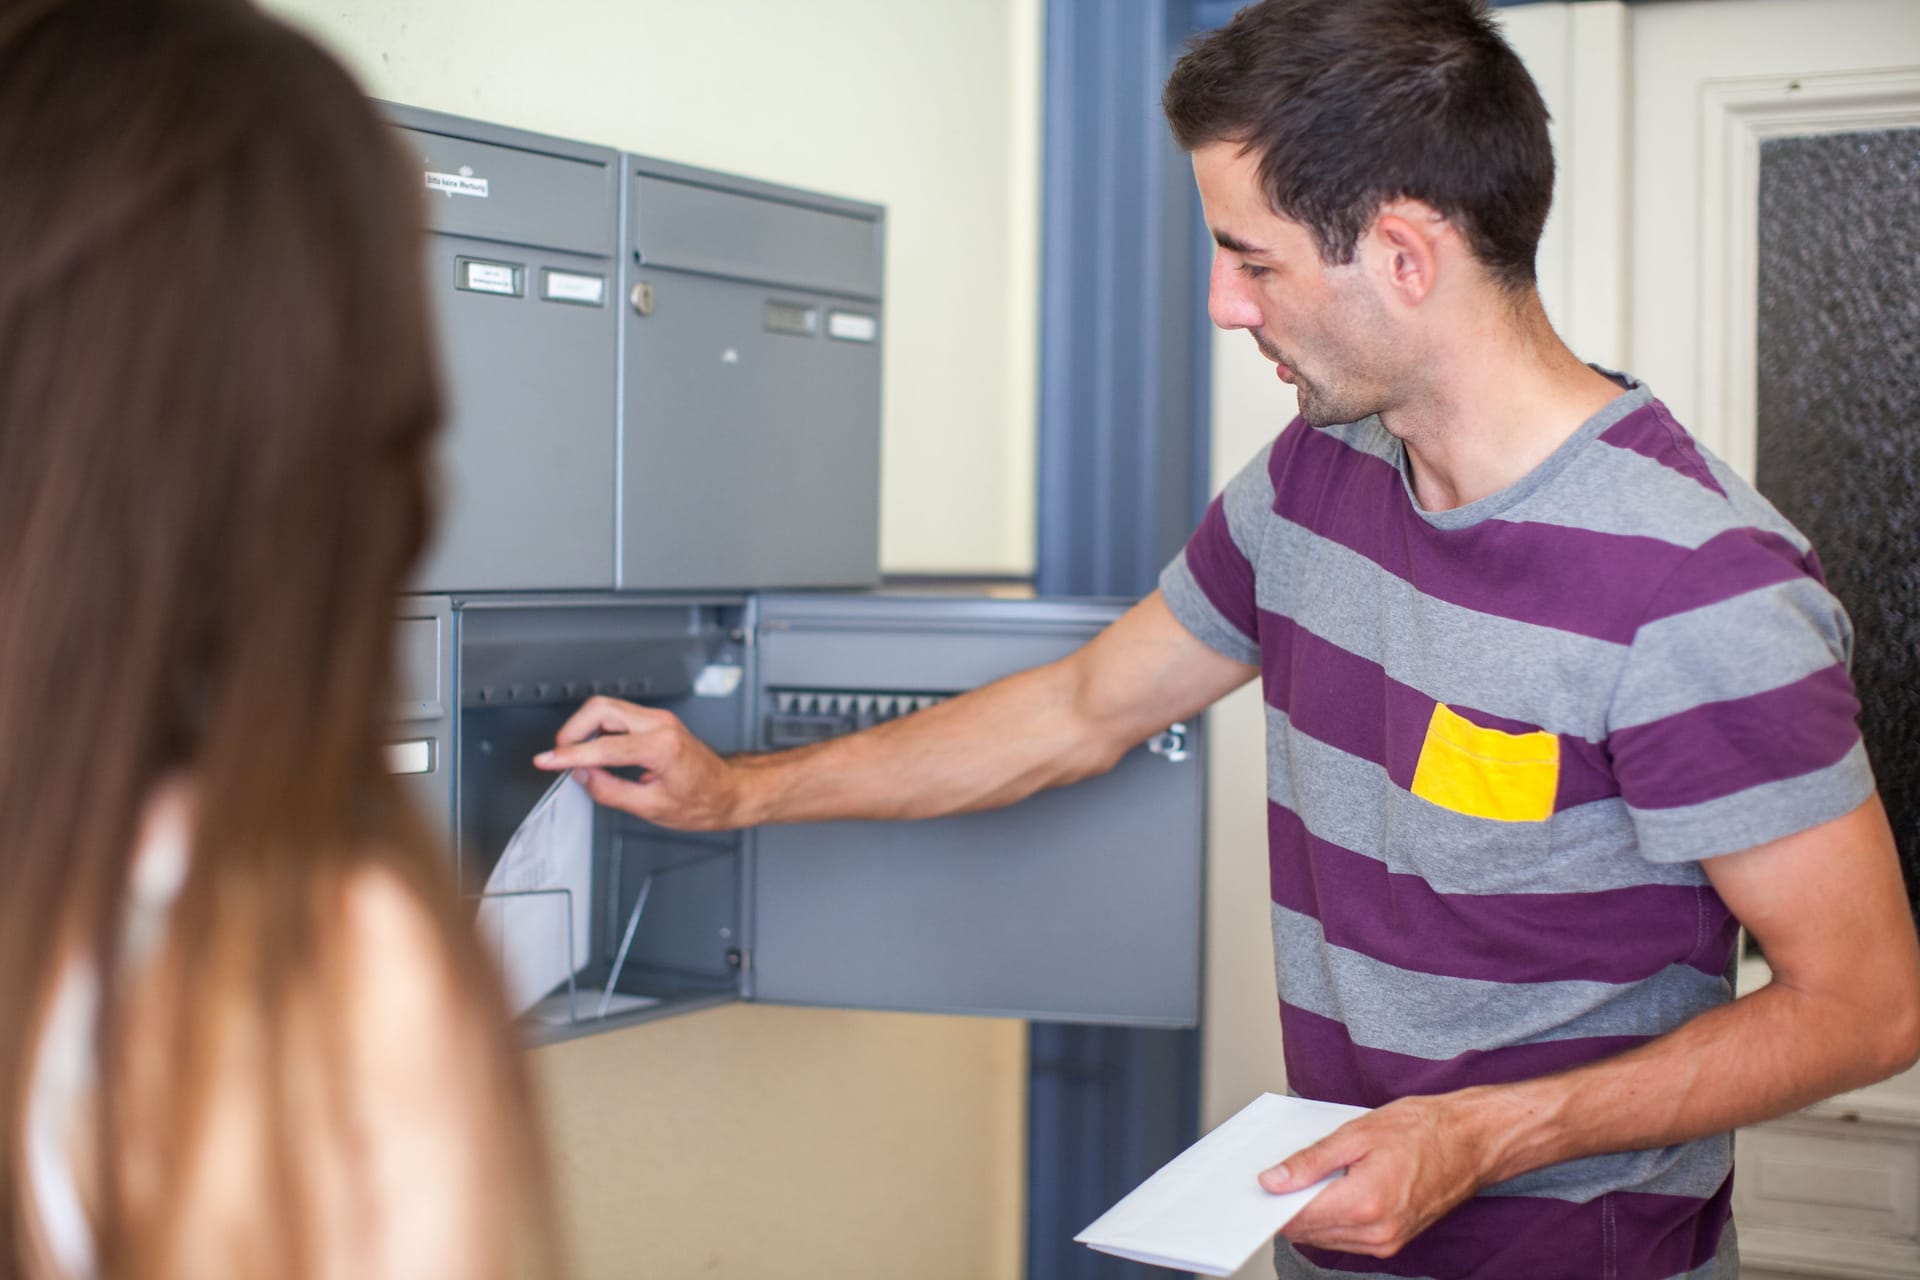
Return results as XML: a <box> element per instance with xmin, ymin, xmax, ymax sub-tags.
<box><xmin>387</xmin><ymin>103</ymin><xmax>881</xmax><ymax>594</ymax></box>
<box><xmin>377</xmin><ymin>105</ymin><xmax>1204</xmax><ymax>1044</ymax></box>
<box><xmin>388</xmin><ymin>593</ymin><xmax>1203</xmax><ymax>1043</ymax></box>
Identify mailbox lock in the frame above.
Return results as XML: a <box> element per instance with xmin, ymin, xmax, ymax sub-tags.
<box><xmin>1147</xmin><ymin>723</ymin><xmax>1190</xmax><ymax>763</ymax></box>
<box><xmin>630</xmin><ymin>280</ymin><xmax>655</xmax><ymax>316</ymax></box>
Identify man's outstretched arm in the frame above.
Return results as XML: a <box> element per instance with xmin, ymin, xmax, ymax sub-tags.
<box><xmin>1264</xmin><ymin>794</ymin><xmax>1920</xmax><ymax>1259</ymax></box>
<box><xmin>532</xmin><ymin>590</ymin><xmax>1256</xmax><ymax>829</ymax></box>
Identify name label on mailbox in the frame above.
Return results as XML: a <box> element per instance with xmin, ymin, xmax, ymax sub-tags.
<box><xmin>458</xmin><ymin>258</ymin><xmax>523</xmax><ymax>297</ymax></box>
<box><xmin>828</xmin><ymin>310</ymin><xmax>878</xmax><ymax>343</ymax></box>
<box><xmin>542</xmin><ymin>269</ymin><xmax>607</xmax><ymax>306</ymax></box>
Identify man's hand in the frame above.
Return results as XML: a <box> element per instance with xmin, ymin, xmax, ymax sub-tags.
<box><xmin>533</xmin><ymin>696</ymin><xmax>746</xmax><ymax>830</ymax></box>
<box><xmin>1263</xmin><ymin>1091</ymin><xmax>1512</xmax><ymax>1258</ymax></box>
<box><xmin>1253</xmin><ymin>800</ymin><xmax>1920</xmax><ymax>1262</ymax></box>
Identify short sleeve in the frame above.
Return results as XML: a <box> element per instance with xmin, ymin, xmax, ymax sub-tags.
<box><xmin>1157</xmin><ymin>439</ymin><xmax>1275</xmax><ymax>667</ymax></box>
<box><xmin>1607</xmin><ymin>528</ymin><xmax>1875</xmax><ymax>862</ymax></box>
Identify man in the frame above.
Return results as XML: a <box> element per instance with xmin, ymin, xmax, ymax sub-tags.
<box><xmin>535</xmin><ymin>1</ymin><xmax>1920</xmax><ymax>1274</ymax></box>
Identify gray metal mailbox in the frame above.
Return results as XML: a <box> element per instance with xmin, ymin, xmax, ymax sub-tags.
<box><xmin>377</xmin><ymin>106</ymin><xmax>1203</xmax><ymax>1047</ymax></box>
<box><xmin>619</xmin><ymin>161</ymin><xmax>884</xmax><ymax>590</ymax></box>
<box><xmin>386</xmin><ymin>105</ymin><xmax>620</xmax><ymax>593</ymax></box>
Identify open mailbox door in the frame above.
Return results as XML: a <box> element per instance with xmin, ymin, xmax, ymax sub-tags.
<box><xmin>746</xmin><ymin>594</ymin><xmax>1204</xmax><ymax>1027</ymax></box>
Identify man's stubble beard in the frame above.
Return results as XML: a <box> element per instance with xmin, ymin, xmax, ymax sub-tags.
<box><xmin>1260</xmin><ymin>337</ymin><xmax>1370</xmax><ymax>428</ymax></box>
<box><xmin>1257</xmin><ymin>299</ymin><xmax>1396</xmax><ymax>429</ymax></box>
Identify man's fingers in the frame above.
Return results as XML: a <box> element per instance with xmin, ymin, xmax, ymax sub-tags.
<box><xmin>1261</xmin><ymin>1123</ymin><xmax>1368</xmax><ymax>1193</ymax></box>
<box><xmin>1279</xmin><ymin>1164</ymin><xmax>1377</xmax><ymax>1238</ymax></box>
<box><xmin>573</xmin><ymin>766</ymin><xmax>656</xmax><ymax>817</ymax></box>
<box><xmin>534</xmin><ymin>730</ymin><xmax>661</xmax><ymax>772</ymax></box>
<box><xmin>551</xmin><ymin>695</ymin><xmax>659</xmax><ymax>747</ymax></box>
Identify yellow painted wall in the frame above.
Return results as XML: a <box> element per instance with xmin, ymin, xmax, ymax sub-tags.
<box><xmin>261</xmin><ymin>3</ymin><xmax>1041</xmax><ymax>1276</ymax></box>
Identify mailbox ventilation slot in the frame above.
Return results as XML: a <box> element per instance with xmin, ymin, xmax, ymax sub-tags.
<box><xmin>764</xmin><ymin>688</ymin><xmax>951</xmax><ymax>748</ymax></box>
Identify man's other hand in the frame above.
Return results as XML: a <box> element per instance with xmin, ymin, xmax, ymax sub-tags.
<box><xmin>533</xmin><ymin>696</ymin><xmax>744</xmax><ymax>830</ymax></box>
<box><xmin>1262</xmin><ymin>1091</ymin><xmax>1510</xmax><ymax>1258</ymax></box>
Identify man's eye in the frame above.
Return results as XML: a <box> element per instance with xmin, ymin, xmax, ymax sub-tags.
<box><xmin>1239</xmin><ymin>263</ymin><xmax>1269</xmax><ymax>279</ymax></box>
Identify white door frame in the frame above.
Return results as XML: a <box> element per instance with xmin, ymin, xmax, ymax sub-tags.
<box><xmin>1696</xmin><ymin>66</ymin><xmax>1920</xmax><ymax>478</ymax></box>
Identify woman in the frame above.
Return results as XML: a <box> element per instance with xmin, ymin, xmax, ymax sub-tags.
<box><xmin>0</xmin><ymin>1</ymin><xmax>552</xmax><ymax>1275</ymax></box>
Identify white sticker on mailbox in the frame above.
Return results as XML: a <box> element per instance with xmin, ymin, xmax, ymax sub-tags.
<box><xmin>694</xmin><ymin>664</ymin><xmax>744</xmax><ymax>698</ymax></box>
<box><xmin>827</xmin><ymin>310</ymin><xmax>878</xmax><ymax>343</ymax></box>
<box><xmin>460</xmin><ymin>260</ymin><xmax>520</xmax><ymax>296</ymax></box>
<box><xmin>425</xmin><ymin>171</ymin><xmax>490</xmax><ymax>198</ymax></box>
<box><xmin>383</xmin><ymin>740</ymin><xmax>434</xmax><ymax>775</ymax></box>
<box><xmin>542</xmin><ymin>270</ymin><xmax>607</xmax><ymax>306</ymax></box>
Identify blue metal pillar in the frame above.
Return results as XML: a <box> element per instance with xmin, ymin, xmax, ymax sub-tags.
<box><xmin>1027</xmin><ymin>2</ymin><xmax>1223</xmax><ymax>1276</ymax></box>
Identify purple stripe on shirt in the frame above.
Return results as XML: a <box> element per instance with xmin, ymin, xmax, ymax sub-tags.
<box><xmin>1599</xmin><ymin>402</ymin><xmax>1729</xmax><ymax>497</ymax></box>
<box><xmin>1182</xmin><ymin>493</ymin><xmax>1259</xmax><ymax>641</ymax></box>
<box><xmin>1268</xmin><ymin>426</ymin><xmax>1689</xmax><ymax>643</ymax></box>
<box><xmin>1267</xmin><ymin>423</ymin><xmax>1818</xmax><ymax>641</ymax></box>
<box><xmin>1291</xmin><ymin>1172</ymin><xmax>1733</xmax><ymax>1279</ymax></box>
<box><xmin>1611</xmin><ymin>663</ymin><xmax>1862</xmax><ymax>810</ymax></box>
<box><xmin>1268</xmin><ymin>802</ymin><xmax>1736</xmax><ymax>983</ymax></box>
<box><xmin>1261</xmin><ymin>612</ymin><xmax>1618</xmax><ymax>813</ymax></box>
<box><xmin>1280</xmin><ymin>1002</ymin><xmax>1649</xmax><ymax>1105</ymax></box>
<box><xmin>1642</xmin><ymin>526</ymin><xmax>1819</xmax><ymax>624</ymax></box>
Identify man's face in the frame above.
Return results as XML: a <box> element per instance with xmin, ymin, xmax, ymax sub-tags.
<box><xmin>1192</xmin><ymin>141</ymin><xmax>1401</xmax><ymax>427</ymax></box>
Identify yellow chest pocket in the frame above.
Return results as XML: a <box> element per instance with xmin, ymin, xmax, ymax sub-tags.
<box><xmin>1410</xmin><ymin>703</ymin><xmax>1560</xmax><ymax>823</ymax></box>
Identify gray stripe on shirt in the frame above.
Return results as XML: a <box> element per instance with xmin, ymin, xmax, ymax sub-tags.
<box><xmin>1262</xmin><ymin>531</ymin><xmax>1629</xmax><ymax>740</ymax></box>
<box><xmin>1484</xmin><ymin>1136</ymin><xmax>1734</xmax><ymax>1203</ymax></box>
<box><xmin>1160</xmin><ymin>553</ymin><xmax>1260</xmax><ymax>666</ymax></box>
<box><xmin>1630</xmin><ymin>740</ymin><xmax>1876</xmax><ymax>863</ymax></box>
<box><xmin>1610</xmin><ymin>575</ymin><xmax>1854</xmax><ymax>730</ymax></box>
<box><xmin>1272</xmin><ymin>904</ymin><xmax>1730</xmax><ymax>1060</ymax></box>
<box><xmin>1501</xmin><ymin>435</ymin><xmax>1745</xmax><ymax>548</ymax></box>
<box><xmin>1222</xmin><ymin>439</ymin><xmax>1279</xmax><ymax>553</ymax></box>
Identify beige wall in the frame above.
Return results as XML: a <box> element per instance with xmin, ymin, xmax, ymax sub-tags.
<box><xmin>535</xmin><ymin>1004</ymin><xmax>1026</xmax><ymax>1279</ymax></box>
<box><xmin>268</xmin><ymin>0</ymin><xmax>1041</xmax><ymax>577</ymax></box>
<box><xmin>262</xmin><ymin>3</ymin><xmax>1041</xmax><ymax>1276</ymax></box>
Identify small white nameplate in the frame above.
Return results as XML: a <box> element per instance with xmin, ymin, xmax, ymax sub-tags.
<box><xmin>425</xmin><ymin>171</ymin><xmax>490</xmax><ymax>198</ymax></box>
<box><xmin>827</xmin><ymin>310</ymin><xmax>878</xmax><ymax>343</ymax></box>
<box><xmin>460</xmin><ymin>260</ymin><xmax>521</xmax><ymax>296</ymax></box>
<box><xmin>384</xmin><ymin>740</ymin><xmax>434</xmax><ymax>775</ymax></box>
<box><xmin>542</xmin><ymin>270</ymin><xmax>607</xmax><ymax>306</ymax></box>
<box><xmin>694</xmin><ymin>664</ymin><xmax>744</xmax><ymax>698</ymax></box>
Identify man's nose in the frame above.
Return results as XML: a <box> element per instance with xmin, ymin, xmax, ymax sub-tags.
<box><xmin>1207</xmin><ymin>252</ymin><xmax>1261</xmax><ymax>331</ymax></box>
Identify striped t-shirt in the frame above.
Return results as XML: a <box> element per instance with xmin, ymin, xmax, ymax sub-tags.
<box><xmin>1160</xmin><ymin>375</ymin><xmax>1873</xmax><ymax>1280</ymax></box>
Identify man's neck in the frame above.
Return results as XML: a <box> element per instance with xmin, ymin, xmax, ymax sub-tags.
<box><xmin>1380</xmin><ymin>297</ymin><xmax>1624</xmax><ymax>513</ymax></box>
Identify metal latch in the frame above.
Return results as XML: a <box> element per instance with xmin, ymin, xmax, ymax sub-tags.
<box><xmin>1147</xmin><ymin>722</ymin><xmax>1190</xmax><ymax>763</ymax></box>
<box><xmin>630</xmin><ymin>280</ymin><xmax>655</xmax><ymax>316</ymax></box>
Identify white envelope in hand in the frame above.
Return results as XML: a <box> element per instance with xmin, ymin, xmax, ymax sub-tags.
<box><xmin>1075</xmin><ymin>1092</ymin><xmax>1369</xmax><ymax>1277</ymax></box>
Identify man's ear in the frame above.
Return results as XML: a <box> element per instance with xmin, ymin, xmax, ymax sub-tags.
<box><xmin>1370</xmin><ymin>201</ymin><xmax>1446</xmax><ymax>307</ymax></box>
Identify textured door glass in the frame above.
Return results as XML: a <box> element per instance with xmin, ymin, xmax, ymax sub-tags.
<box><xmin>1756</xmin><ymin>128</ymin><xmax>1920</xmax><ymax>917</ymax></box>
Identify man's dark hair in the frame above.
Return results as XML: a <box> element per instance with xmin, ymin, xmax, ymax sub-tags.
<box><xmin>1163</xmin><ymin>0</ymin><xmax>1553</xmax><ymax>291</ymax></box>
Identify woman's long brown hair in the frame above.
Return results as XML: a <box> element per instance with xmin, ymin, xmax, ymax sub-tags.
<box><xmin>0</xmin><ymin>1</ymin><xmax>549</xmax><ymax>1274</ymax></box>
